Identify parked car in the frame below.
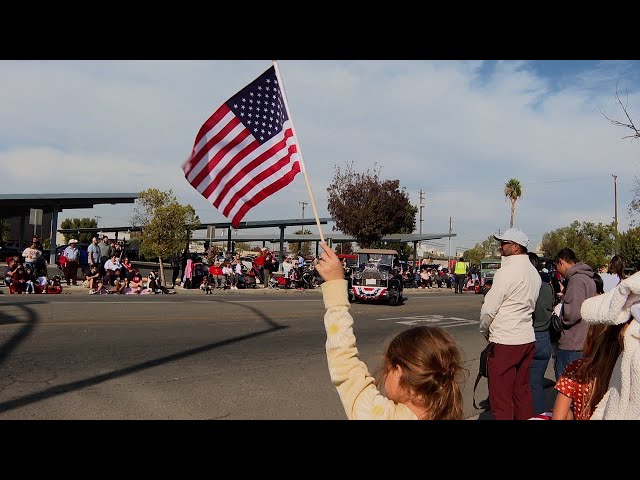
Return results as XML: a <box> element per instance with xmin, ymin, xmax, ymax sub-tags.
<box><xmin>239</xmin><ymin>255</ymin><xmax>257</xmax><ymax>271</ymax></box>
<box><xmin>350</xmin><ymin>248</ymin><xmax>404</xmax><ymax>305</ymax></box>
<box><xmin>0</xmin><ymin>243</ymin><xmax>20</xmax><ymax>263</ymax></box>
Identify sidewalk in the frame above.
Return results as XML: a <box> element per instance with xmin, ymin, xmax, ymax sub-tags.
<box><xmin>2</xmin><ymin>283</ymin><xmax>464</xmax><ymax>296</ymax></box>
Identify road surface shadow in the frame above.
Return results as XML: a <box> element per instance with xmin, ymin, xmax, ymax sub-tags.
<box><xmin>0</xmin><ymin>298</ymin><xmax>287</xmax><ymax>414</ymax></box>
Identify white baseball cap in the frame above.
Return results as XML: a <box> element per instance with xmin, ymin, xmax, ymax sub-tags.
<box><xmin>69</xmin><ymin>239</ymin><xmax>78</xmax><ymax>244</ymax></box>
<box><xmin>494</xmin><ymin>227</ymin><xmax>529</xmax><ymax>248</ymax></box>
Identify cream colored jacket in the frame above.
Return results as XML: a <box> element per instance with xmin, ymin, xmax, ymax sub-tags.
<box><xmin>479</xmin><ymin>254</ymin><xmax>540</xmax><ymax>345</ymax></box>
<box><xmin>321</xmin><ymin>279</ymin><xmax>417</xmax><ymax>420</ymax></box>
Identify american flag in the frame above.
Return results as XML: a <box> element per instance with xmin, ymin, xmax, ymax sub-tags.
<box><xmin>182</xmin><ymin>65</ymin><xmax>302</xmax><ymax>227</ymax></box>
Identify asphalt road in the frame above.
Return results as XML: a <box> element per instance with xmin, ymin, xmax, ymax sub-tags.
<box><xmin>0</xmin><ymin>289</ymin><xmax>556</xmax><ymax>419</ymax></box>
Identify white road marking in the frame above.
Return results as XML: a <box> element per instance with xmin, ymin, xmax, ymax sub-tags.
<box><xmin>378</xmin><ymin>314</ymin><xmax>479</xmax><ymax>328</ymax></box>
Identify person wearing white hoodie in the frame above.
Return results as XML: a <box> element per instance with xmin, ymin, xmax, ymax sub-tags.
<box><xmin>580</xmin><ymin>272</ymin><xmax>640</xmax><ymax>419</ymax></box>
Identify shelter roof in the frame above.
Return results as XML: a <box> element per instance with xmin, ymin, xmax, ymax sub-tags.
<box><xmin>0</xmin><ymin>193</ymin><xmax>138</xmax><ymax>218</ymax></box>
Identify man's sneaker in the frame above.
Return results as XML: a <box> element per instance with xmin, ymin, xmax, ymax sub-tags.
<box><xmin>89</xmin><ymin>289</ymin><xmax>97</xmax><ymax>294</ymax></box>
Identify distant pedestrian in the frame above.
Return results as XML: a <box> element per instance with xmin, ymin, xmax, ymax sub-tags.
<box><xmin>62</xmin><ymin>239</ymin><xmax>80</xmax><ymax>286</ymax></box>
<box><xmin>171</xmin><ymin>254</ymin><xmax>181</xmax><ymax>287</ymax></box>
<box><xmin>87</xmin><ymin>237</ymin><xmax>101</xmax><ymax>273</ymax></box>
<box><xmin>98</xmin><ymin>235</ymin><xmax>111</xmax><ymax>270</ymax></box>
<box><xmin>453</xmin><ymin>257</ymin><xmax>468</xmax><ymax>294</ymax></box>
<box><xmin>22</xmin><ymin>241</ymin><xmax>42</xmax><ymax>272</ymax></box>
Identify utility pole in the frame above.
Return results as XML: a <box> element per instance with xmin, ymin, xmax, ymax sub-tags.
<box><xmin>299</xmin><ymin>201</ymin><xmax>308</xmax><ymax>220</ymax></box>
<box><xmin>418</xmin><ymin>189</ymin><xmax>425</xmax><ymax>235</ymax></box>
<box><xmin>612</xmin><ymin>174</ymin><xmax>618</xmax><ymax>232</ymax></box>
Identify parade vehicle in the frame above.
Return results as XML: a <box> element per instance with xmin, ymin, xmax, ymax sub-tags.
<box><xmin>477</xmin><ymin>258</ymin><xmax>501</xmax><ymax>294</ymax></box>
<box><xmin>350</xmin><ymin>248</ymin><xmax>404</xmax><ymax>305</ymax></box>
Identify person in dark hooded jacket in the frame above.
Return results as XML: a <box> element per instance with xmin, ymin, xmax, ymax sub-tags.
<box><xmin>553</xmin><ymin>248</ymin><xmax>597</xmax><ymax>380</ymax></box>
<box><xmin>528</xmin><ymin>252</ymin><xmax>555</xmax><ymax>414</ymax></box>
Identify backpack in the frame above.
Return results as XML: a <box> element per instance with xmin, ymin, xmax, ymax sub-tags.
<box><xmin>473</xmin><ymin>342</ymin><xmax>494</xmax><ymax>410</ymax></box>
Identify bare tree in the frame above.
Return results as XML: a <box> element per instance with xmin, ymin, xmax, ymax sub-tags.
<box><xmin>602</xmin><ymin>84</ymin><xmax>640</xmax><ymax>221</ymax></box>
<box><xmin>600</xmin><ymin>83</ymin><xmax>640</xmax><ymax>141</ymax></box>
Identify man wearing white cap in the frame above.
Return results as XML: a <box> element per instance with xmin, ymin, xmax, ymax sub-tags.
<box><xmin>62</xmin><ymin>239</ymin><xmax>80</xmax><ymax>286</ymax></box>
<box><xmin>479</xmin><ymin>227</ymin><xmax>541</xmax><ymax>420</ymax></box>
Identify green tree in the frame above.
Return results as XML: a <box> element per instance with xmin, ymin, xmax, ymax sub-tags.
<box><xmin>463</xmin><ymin>235</ymin><xmax>501</xmax><ymax>265</ymax></box>
<box><xmin>617</xmin><ymin>226</ymin><xmax>640</xmax><ymax>270</ymax></box>
<box><xmin>327</xmin><ymin>162</ymin><xmax>417</xmax><ymax>248</ymax></box>
<box><xmin>0</xmin><ymin>219</ymin><xmax>9</xmax><ymax>242</ymax></box>
<box><xmin>540</xmin><ymin>221</ymin><xmax>617</xmax><ymax>269</ymax></box>
<box><xmin>335</xmin><ymin>242</ymin><xmax>354</xmax><ymax>254</ymax></box>
<box><xmin>131</xmin><ymin>189</ymin><xmax>200</xmax><ymax>286</ymax></box>
<box><xmin>369</xmin><ymin>239</ymin><xmax>415</xmax><ymax>259</ymax></box>
<box><xmin>234</xmin><ymin>242</ymin><xmax>252</xmax><ymax>254</ymax></box>
<box><xmin>288</xmin><ymin>229</ymin><xmax>313</xmax><ymax>257</ymax></box>
<box><xmin>504</xmin><ymin>178</ymin><xmax>523</xmax><ymax>228</ymax></box>
<box><xmin>59</xmin><ymin>217</ymin><xmax>98</xmax><ymax>244</ymax></box>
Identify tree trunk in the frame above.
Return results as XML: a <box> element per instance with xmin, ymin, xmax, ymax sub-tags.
<box><xmin>159</xmin><ymin>257</ymin><xmax>166</xmax><ymax>287</ymax></box>
<box><xmin>510</xmin><ymin>200</ymin><xmax>516</xmax><ymax>228</ymax></box>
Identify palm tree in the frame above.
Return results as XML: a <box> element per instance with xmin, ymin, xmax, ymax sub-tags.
<box><xmin>504</xmin><ymin>178</ymin><xmax>523</xmax><ymax>228</ymax></box>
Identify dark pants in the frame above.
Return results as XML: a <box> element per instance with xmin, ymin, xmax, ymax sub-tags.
<box><xmin>529</xmin><ymin>330</ymin><xmax>552</xmax><ymax>414</ymax></box>
<box><xmin>172</xmin><ymin>267</ymin><xmax>180</xmax><ymax>286</ymax></box>
<box><xmin>64</xmin><ymin>260</ymin><xmax>79</xmax><ymax>285</ymax></box>
<box><xmin>554</xmin><ymin>349</ymin><xmax>583</xmax><ymax>381</ymax></box>
<box><xmin>455</xmin><ymin>274</ymin><xmax>466</xmax><ymax>293</ymax></box>
<box><xmin>488</xmin><ymin>341</ymin><xmax>536</xmax><ymax>420</ymax></box>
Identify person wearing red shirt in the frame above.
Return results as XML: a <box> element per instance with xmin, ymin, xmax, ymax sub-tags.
<box><xmin>253</xmin><ymin>249</ymin><xmax>266</xmax><ymax>284</ymax></box>
<box><xmin>208</xmin><ymin>262</ymin><xmax>225</xmax><ymax>289</ymax></box>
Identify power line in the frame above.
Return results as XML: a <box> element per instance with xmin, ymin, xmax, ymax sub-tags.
<box><xmin>429</xmin><ymin>175</ymin><xmax>607</xmax><ymax>193</ymax></box>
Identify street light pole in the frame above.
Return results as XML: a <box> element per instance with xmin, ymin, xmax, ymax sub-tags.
<box><xmin>448</xmin><ymin>216</ymin><xmax>452</xmax><ymax>270</ymax></box>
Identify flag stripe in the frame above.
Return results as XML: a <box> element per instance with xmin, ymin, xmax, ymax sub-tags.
<box><xmin>186</xmin><ymin>110</ymin><xmax>247</xmax><ymax>186</ymax></box>
<box><xmin>182</xmin><ymin>105</ymin><xmax>234</xmax><ymax>177</ymax></box>
<box><xmin>231</xmin><ymin>161</ymin><xmax>302</xmax><ymax>226</ymax></box>
<box><xmin>190</xmin><ymin>124</ymin><xmax>254</xmax><ymax>191</ymax></box>
<box><xmin>210</xmin><ymin>126</ymin><xmax>295</xmax><ymax>208</ymax></box>
<box><xmin>222</xmin><ymin>139</ymin><xmax>299</xmax><ymax>218</ymax></box>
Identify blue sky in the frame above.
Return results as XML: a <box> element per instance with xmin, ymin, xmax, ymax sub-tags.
<box><xmin>1</xmin><ymin>60</ymin><xmax>639</xmax><ymax>254</ymax></box>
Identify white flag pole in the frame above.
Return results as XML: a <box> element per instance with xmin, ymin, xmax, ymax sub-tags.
<box><xmin>272</xmin><ymin>60</ymin><xmax>326</xmax><ymax>245</ymax></box>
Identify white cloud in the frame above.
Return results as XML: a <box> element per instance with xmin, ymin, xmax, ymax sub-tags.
<box><xmin>1</xmin><ymin>60</ymin><xmax>639</xmax><ymax>252</ymax></box>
